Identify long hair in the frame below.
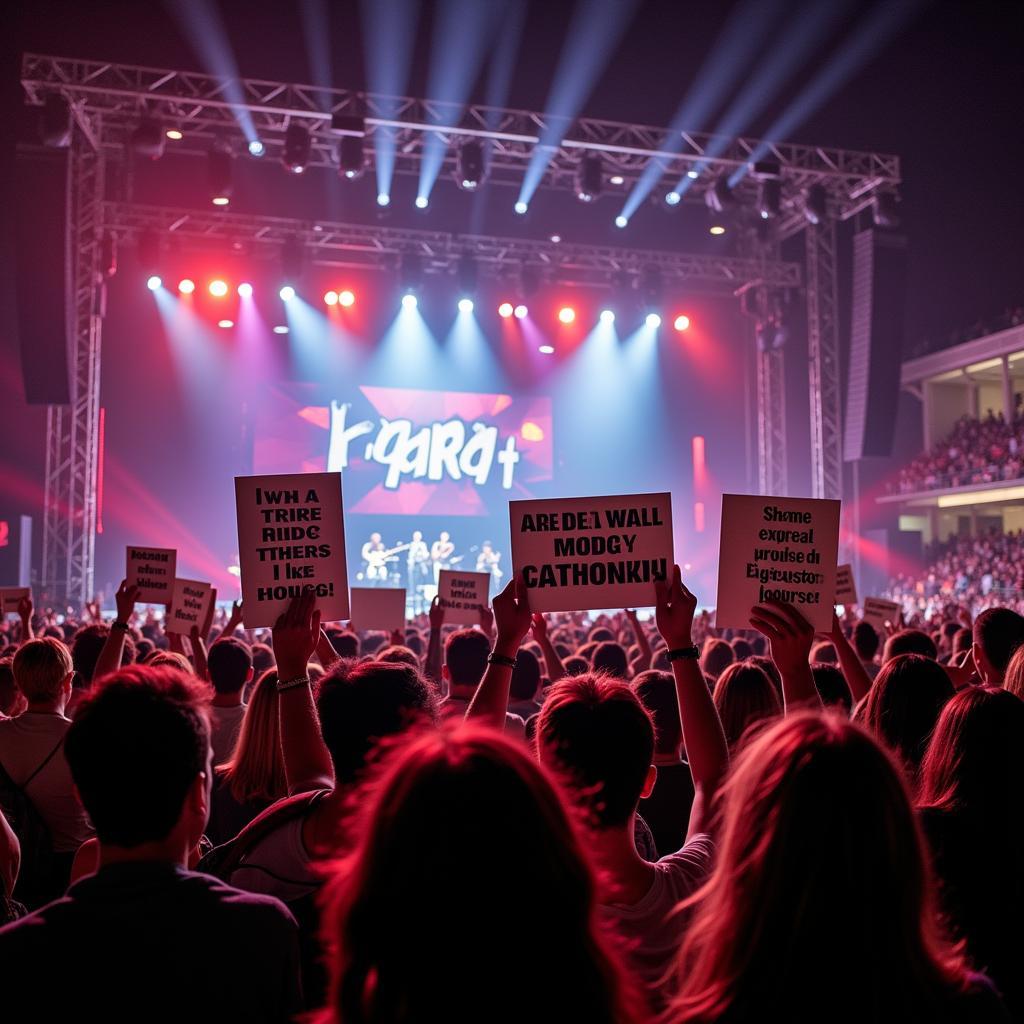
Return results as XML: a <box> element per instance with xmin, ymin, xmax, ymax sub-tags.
<box><xmin>1002</xmin><ymin>643</ymin><xmax>1024</xmax><ymax>700</ymax></box>
<box><xmin>317</xmin><ymin>726</ymin><xmax>646</xmax><ymax>1024</ymax></box>
<box><xmin>668</xmin><ymin>713</ymin><xmax>972</xmax><ymax>1023</ymax></box>
<box><xmin>217</xmin><ymin>669</ymin><xmax>286</xmax><ymax>804</ymax></box>
<box><xmin>712</xmin><ymin>661</ymin><xmax>781</xmax><ymax>753</ymax></box>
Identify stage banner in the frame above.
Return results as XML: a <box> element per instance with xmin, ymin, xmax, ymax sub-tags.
<box><xmin>835</xmin><ymin>563</ymin><xmax>859</xmax><ymax>605</ymax></box>
<box><xmin>234</xmin><ymin>472</ymin><xmax>349</xmax><ymax>629</ymax></box>
<box><xmin>437</xmin><ymin>569</ymin><xmax>490</xmax><ymax>625</ymax></box>
<box><xmin>166</xmin><ymin>579</ymin><xmax>214</xmax><ymax>636</ymax></box>
<box><xmin>715</xmin><ymin>494</ymin><xmax>841</xmax><ymax>631</ymax></box>
<box><xmin>0</xmin><ymin>587</ymin><xmax>30</xmax><ymax>614</ymax></box>
<box><xmin>509</xmin><ymin>492</ymin><xmax>673</xmax><ymax>613</ymax></box>
<box><xmin>863</xmin><ymin>597</ymin><xmax>900</xmax><ymax>634</ymax></box>
<box><xmin>350</xmin><ymin>587</ymin><xmax>406</xmax><ymax>631</ymax></box>
<box><xmin>126</xmin><ymin>547</ymin><xmax>177</xmax><ymax>604</ymax></box>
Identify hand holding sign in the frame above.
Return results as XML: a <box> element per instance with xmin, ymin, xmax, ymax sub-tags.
<box><xmin>493</xmin><ymin>576</ymin><xmax>532</xmax><ymax>656</ymax></box>
<box><xmin>272</xmin><ymin>592</ymin><xmax>321</xmax><ymax>680</ymax></box>
<box><xmin>749</xmin><ymin>601</ymin><xmax>816</xmax><ymax>677</ymax></box>
<box><xmin>17</xmin><ymin>592</ymin><xmax>32</xmax><ymax>624</ymax></box>
<box><xmin>654</xmin><ymin>565</ymin><xmax>697</xmax><ymax>649</ymax></box>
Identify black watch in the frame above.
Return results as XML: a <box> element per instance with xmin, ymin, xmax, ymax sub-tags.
<box><xmin>666</xmin><ymin>645</ymin><xmax>700</xmax><ymax>662</ymax></box>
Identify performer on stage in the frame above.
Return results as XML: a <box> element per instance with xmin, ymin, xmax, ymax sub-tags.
<box><xmin>431</xmin><ymin>531</ymin><xmax>456</xmax><ymax>584</ymax></box>
<box><xmin>361</xmin><ymin>532</ymin><xmax>389</xmax><ymax>586</ymax></box>
<box><xmin>476</xmin><ymin>540</ymin><xmax>504</xmax><ymax>600</ymax></box>
<box><xmin>406</xmin><ymin>530</ymin><xmax>431</xmax><ymax>613</ymax></box>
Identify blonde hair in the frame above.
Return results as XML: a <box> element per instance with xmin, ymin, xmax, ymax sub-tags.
<box><xmin>13</xmin><ymin>637</ymin><xmax>73</xmax><ymax>703</ymax></box>
<box><xmin>218</xmin><ymin>670</ymin><xmax>287</xmax><ymax>804</ymax></box>
<box><xmin>144</xmin><ymin>651</ymin><xmax>194</xmax><ymax>675</ymax></box>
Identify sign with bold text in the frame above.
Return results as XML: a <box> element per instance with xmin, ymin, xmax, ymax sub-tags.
<box><xmin>126</xmin><ymin>547</ymin><xmax>177</xmax><ymax>604</ymax></box>
<box><xmin>438</xmin><ymin>569</ymin><xmax>491</xmax><ymax>625</ymax></box>
<box><xmin>835</xmin><ymin>564</ymin><xmax>858</xmax><ymax>606</ymax></box>
<box><xmin>166</xmin><ymin>579</ymin><xmax>214</xmax><ymax>635</ymax></box>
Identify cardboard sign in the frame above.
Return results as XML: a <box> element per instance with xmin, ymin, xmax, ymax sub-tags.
<box><xmin>863</xmin><ymin>597</ymin><xmax>900</xmax><ymax>635</ymax></box>
<box><xmin>0</xmin><ymin>588</ymin><xmax>30</xmax><ymax>615</ymax></box>
<box><xmin>350</xmin><ymin>587</ymin><xmax>407</xmax><ymax>631</ymax></box>
<box><xmin>126</xmin><ymin>547</ymin><xmax>177</xmax><ymax>604</ymax></box>
<box><xmin>835</xmin><ymin>564</ymin><xmax>858</xmax><ymax>605</ymax></box>
<box><xmin>235</xmin><ymin>472</ymin><xmax>349</xmax><ymax>629</ymax></box>
<box><xmin>715</xmin><ymin>494</ymin><xmax>841</xmax><ymax>631</ymax></box>
<box><xmin>437</xmin><ymin>569</ymin><xmax>490</xmax><ymax>625</ymax></box>
<box><xmin>166</xmin><ymin>578</ymin><xmax>214</xmax><ymax>635</ymax></box>
<box><xmin>509</xmin><ymin>492</ymin><xmax>673</xmax><ymax>613</ymax></box>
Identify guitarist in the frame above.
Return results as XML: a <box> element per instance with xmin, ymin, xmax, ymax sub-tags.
<box><xmin>431</xmin><ymin>531</ymin><xmax>456</xmax><ymax>585</ymax></box>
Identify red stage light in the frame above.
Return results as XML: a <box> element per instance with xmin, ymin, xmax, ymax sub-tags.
<box><xmin>674</xmin><ymin>314</ymin><xmax>691</xmax><ymax>332</ymax></box>
<box><xmin>324</xmin><ymin>290</ymin><xmax>339</xmax><ymax>306</ymax></box>
<box><xmin>339</xmin><ymin>289</ymin><xmax>355</xmax><ymax>307</ymax></box>
<box><xmin>209</xmin><ymin>279</ymin><xmax>228</xmax><ymax>297</ymax></box>
<box><xmin>498</xmin><ymin>302</ymin><xmax>514</xmax><ymax>319</ymax></box>
<box><xmin>558</xmin><ymin>306</ymin><xmax>576</xmax><ymax>324</ymax></box>
<box><xmin>178</xmin><ymin>278</ymin><xmax>195</xmax><ymax>294</ymax></box>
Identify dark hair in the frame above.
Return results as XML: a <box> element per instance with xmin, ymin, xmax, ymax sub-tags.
<box><xmin>857</xmin><ymin>654</ymin><xmax>952</xmax><ymax>775</ymax></box>
<box><xmin>701</xmin><ymin>638</ymin><xmax>734</xmax><ymax>679</ymax></box>
<box><xmin>853</xmin><ymin>620</ymin><xmax>880</xmax><ymax>660</ymax></box>
<box><xmin>712</xmin><ymin>661</ymin><xmax>781</xmax><ymax>753</ymax></box>
<box><xmin>809</xmin><ymin>641</ymin><xmax>838</xmax><ymax>665</ymax></box>
<box><xmin>537</xmin><ymin>673</ymin><xmax>654</xmax><ymax>829</ymax></box>
<box><xmin>973</xmin><ymin>607</ymin><xmax>1024</xmax><ymax>675</ymax></box>
<box><xmin>251</xmin><ymin>642</ymin><xmax>276</xmax><ymax>675</ymax></box>
<box><xmin>563</xmin><ymin>655</ymin><xmax>590</xmax><ymax>677</ymax></box>
<box><xmin>730</xmin><ymin>638</ymin><xmax>753</xmax><ymax>661</ymax></box>
<box><xmin>328</xmin><ymin>629</ymin><xmax>360</xmax><ymax>659</ymax></box>
<box><xmin>444</xmin><ymin>628</ymin><xmax>490</xmax><ymax>688</ymax></box>
<box><xmin>633</xmin><ymin>670</ymin><xmax>681</xmax><ymax>756</ymax></box>
<box><xmin>883</xmin><ymin>629</ymin><xmax>937</xmax><ymax>663</ymax></box>
<box><xmin>811</xmin><ymin>662</ymin><xmax>853</xmax><ymax>714</ymax></box>
<box><xmin>64</xmin><ymin>665</ymin><xmax>210</xmax><ymax>846</ymax></box>
<box><xmin>951</xmin><ymin>627</ymin><xmax>972</xmax><ymax>657</ymax></box>
<box><xmin>592</xmin><ymin>641</ymin><xmax>629</xmax><ymax>679</ymax></box>
<box><xmin>0</xmin><ymin>658</ymin><xmax>18</xmax><ymax>716</ymax></box>
<box><xmin>587</xmin><ymin>626</ymin><xmax>615</xmax><ymax>644</ymax></box>
<box><xmin>207</xmin><ymin>637</ymin><xmax>253</xmax><ymax>695</ymax></box>
<box><xmin>71</xmin><ymin>623</ymin><xmax>135</xmax><ymax>686</ymax></box>
<box><xmin>747</xmin><ymin>655</ymin><xmax>782</xmax><ymax>695</ymax></box>
<box><xmin>134</xmin><ymin>638</ymin><xmax>155</xmax><ymax>662</ymax></box>
<box><xmin>510</xmin><ymin>648</ymin><xmax>541</xmax><ymax>703</ymax></box>
<box><xmin>317</xmin><ymin>660</ymin><xmax>437</xmax><ymax>785</ymax></box>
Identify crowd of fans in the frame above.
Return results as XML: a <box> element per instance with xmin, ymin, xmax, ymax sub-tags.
<box><xmin>905</xmin><ymin>304</ymin><xmax>1024</xmax><ymax>360</ymax></box>
<box><xmin>1</xmin><ymin>571</ymin><xmax>1023</xmax><ymax>1022</ymax></box>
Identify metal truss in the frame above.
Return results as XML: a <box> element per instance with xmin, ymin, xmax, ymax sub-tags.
<box><xmin>103</xmin><ymin>201</ymin><xmax>802</xmax><ymax>293</ymax></box>
<box><xmin>42</xmin><ymin>126</ymin><xmax>104</xmax><ymax>607</ymax></box>
<box><xmin>22</xmin><ymin>53</ymin><xmax>899</xmax><ymax>233</ymax></box>
<box><xmin>757</xmin><ymin>344</ymin><xmax>789</xmax><ymax>497</ymax></box>
<box><xmin>805</xmin><ymin>222</ymin><xmax>844</xmax><ymax>500</ymax></box>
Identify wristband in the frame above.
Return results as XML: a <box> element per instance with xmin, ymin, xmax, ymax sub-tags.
<box><xmin>666</xmin><ymin>645</ymin><xmax>700</xmax><ymax>662</ymax></box>
<box><xmin>487</xmin><ymin>651</ymin><xmax>517</xmax><ymax>669</ymax></box>
<box><xmin>276</xmin><ymin>675</ymin><xmax>310</xmax><ymax>693</ymax></box>
<box><xmin>111</xmin><ymin>620</ymin><xmax>130</xmax><ymax>632</ymax></box>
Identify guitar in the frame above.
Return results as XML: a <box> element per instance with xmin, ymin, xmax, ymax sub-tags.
<box><xmin>365</xmin><ymin>543</ymin><xmax>411</xmax><ymax>579</ymax></box>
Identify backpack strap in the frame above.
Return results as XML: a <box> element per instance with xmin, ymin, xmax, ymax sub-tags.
<box><xmin>21</xmin><ymin>736</ymin><xmax>65</xmax><ymax>790</ymax></box>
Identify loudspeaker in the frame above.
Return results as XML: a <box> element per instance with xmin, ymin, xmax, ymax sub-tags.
<box><xmin>15</xmin><ymin>146</ymin><xmax>72</xmax><ymax>405</ymax></box>
<box><xmin>843</xmin><ymin>228</ymin><xmax>908</xmax><ymax>460</ymax></box>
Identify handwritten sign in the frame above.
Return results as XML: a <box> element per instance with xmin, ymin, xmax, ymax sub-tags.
<box><xmin>835</xmin><ymin>563</ymin><xmax>858</xmax><ymax>605</ymax></box>
<box><xmin>863</xmin><ymin>597</ymin><xmax>900</xmax><ymax>635</ymax></box>
<box><xmin>126</xmin><ymin>547</ymin><xmax>177</xmax><ymax>604</ymax></box>
<box><xmin>0</xmin><ymin>588</ymin><xmax>30</xmax><ymax>615</ymax></box>
<box><xmin>438</xmin><ymin>569</ymin><xmax>490</xmax><ymax>625</ymax></box>
<box><xmin>509</xmin><ymin>492</ymin><xmax>673</xmax><ymax>613</ymax></box>
<box><xmin>166</xmin><ymin>578</ymin><xmax>214</xmax><ymax>635</ymax></box>
<box><xmin>715</xmin><ymin>494</ymin><xmax>841</xmax><ymax>631</ymax></box>
<box><xmin>235</xmin><ymin>472</ymin><xmax>349</xmax><ymax>628</ymax></box>
<box><xmin>350</xmin><ymin>587</ymin><xmax>406</xmax><ymax>632</ymax></box>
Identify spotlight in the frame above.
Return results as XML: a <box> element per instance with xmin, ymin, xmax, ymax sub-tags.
<box><xmin>646</xmin><ymin>313</ymin><xmax>662</xmax><ymax>328</ymax></box>
<box><xmin>674</xmin><ymin>314</ymin><xmax>691</xmax><ymax>332</ymax></box>
<box><xmin>279</xmin><ymin>285</ymin><xmax>296</xmax><ymax>301</ymax></box>
<box><xmin>709</xmin><ymin>224</ymin><xmax>726</xmax><ymax>236</ymax></box>
<box><xmin>131</xmin><ymin>118</ymin><xmax>165</xmax><ymax>159</ymax></box>
<box><xmin>705</xmin><ymin>174</ymin><xmax>735</xmax><ymax>214</ymax></box>
<box><xmin>457</xmin><ymin>140</ymin><xmax>486</xmax><ymax>190</ymax></box>
<box><xmin>40</xmin><ymin>94</ymin><xmax>72</xmax><ymax>148</ymax></box>
<box><xmin>615</xmin><ymin>215</ymin><xmax>628</xmax><ymax>229</ymax></box>
<box><xmin>218</xmin><ymin>319</ymin><xmax>234</xmax><ymax>329</ymax></box>
<box><xmin>539</xmin><ymin>345</ymin><xmax>555</xmax><ymax>355</ymax></box>
<box><xmin>337</xmin><ymin>136</ymin><xmax>365</xmax><ymax>179</ymax></box>
<box><xmin>209</xmin><ymin>279</ymin><xmax>229</xmax><ymax>297</ymax></box>
<box><xmin>609</xmin><ymin>174</ymin><xmax>624</xmax><ymax>186</ymax></box>
<box><xmin>282</xmin><ymin>123</ymin><xmax>311</xmax><ymax>174</ymax></box>
<box><xmin>272</xmin><ymin>325</ymin><xmax>289</xmax><ymax>334</ymax></box>
<box><xmin>212</xmin><ymin>196</ymin><xmax>230</xmax><ymax>207</ymax></box>
<box><xmin>458</xmin><ymin>298</ymin><xmax>474</xmax><ymax>314</ymax></box>
<box><xmin>146</xmin><ymin>275</ymin><xmax>162</xmax><ymax>291</ymax></box>
<box><xmin>514</xmin><ymin>304</ymin><xmax>528</xmax><ymax>319</ymax></box>
<box><xmin>165</xmin><ymin>127</ymin><xmax>184</xmax><ymax>141</ymax></box>
<box><xmin>575</xmin><ymin>154</ymin><xmax>603</xmax><ymax>203</ymax></box>
<box><xmin>665</xmin><ymin>191</ymin><xmax>681</xmax><ymax>206</ymax></box>
<box><xmin>686</xmin><ymin>169</ymin><xmax>699</xmax><ymax>179</ymax></box>
<box><xmin>324</xmin><ymin>290</ymin><xmax>339</xmax><ymax>306</ymax></box>
<box><xmin>237</xmin><ymin>282</ymin><xmax>253</xmax><ymax>298</ymax></box>
<box><xmin>208</xmin><ymin>147</ymin><xmax>233</xmax><ymax>206</ymax></box>
<box><xmin>415</xmin><ymin>195</ymin><xmax>429</xmax><ymax>210</ymax></box>
<box><xmin>402</xmin><ymin>293</ymin><xmax>418</xmax><ymax>310</ymax></box>
<box><xmin>377</xmin><ymin>192</ymin><xmax>391</xmax><ymax>207</ymax></box>
<box><xmin>600</xmin><ymin>309</ymin><xmax>615</xmax><ymax>324</ymax></box>
<box><xmin>339</xmin><ymin>290</ymin><xmax>355</xmax><ymax>307</ymax></box>
<box><xmin>803</xmin><ymin>184</ymin><xmax>828</xmax><ymax>225</ymax></box>
<box><xmin>178</xmin><ymin>278</ymin><xmax>195</xmax><ymax>294</ymax></box>
<box><xmin>514</xmin><ymin>200</ymin><xmax>528</xmax><ymax>215</ymax></box>
<box><xmin>498</xmin><ymin>302</ymin><xmax>514</xmax><ymax>319</ymax></box>
<box><xmin>550</xmin><ymin>234</ymin><xmax>562</xmax><ymax>243</ymax></box>
<box><xmin>558</xmin><ymin>306</ymin><xmax>576</xmax><ymax>324</ymax></box>
<box><xmin>757</xmin><ymin>179</ymin><xmax>782</xmax><ymax>220</ymax></box>
<box><xmin>248</xmin><ymin>139</ymin><xmax>265</xmax><ymax>157</ymax></box>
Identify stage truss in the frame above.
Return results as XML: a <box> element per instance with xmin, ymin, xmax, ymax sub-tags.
<box><xmin>22</xmin><ymin>53</ymin><xmax>900</xmax><ymax>604</ymax></box>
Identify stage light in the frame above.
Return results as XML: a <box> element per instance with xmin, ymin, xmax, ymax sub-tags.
<box><xmin>498</xmin><ymin>302</ymin><xmax>514</xmax><ymax>319</ymax></box>
<box><xmin>514</xmin><ymin>200</ymin><xmax>528</xmax><ymax>215</ymax></box>
<box><xmin>575</xmin><ymin>154</ymin><xmax>603</xmax><ymax>203</ymax></box>
<box><xmin>324</xmin><ymin>290</ymin><xmax>339</xmax><ymax>306</ymax></box>
<box><xmin>402</xmin><ymin>293</ymin><xmax>418</xmax><ymax>310</ymax></box>
<box><xmin>415</xmin><ymin>195</ymin><xmax>429</xmax><ymax>210</ymax></box>
<box><xmin>514</xmin><ymin>304</ymin><xmax>528</xmax><ymax>319</ymax></box>
<box><xmin>674</xmin><ymin>314</ymin><xmax>691</xmax><ymax>332</ymax></box>
<box><xmin>146</xmin><ymin>275</ymin><xmax>161</xmax><ymax>291</ymax></box>
<box><xmin>212</xmin><ymin>196</ymin><xmax>230</xmax><ymax>207</ymax></box>
<box><xmin>279</xmin><ymin>285</ymin><xmax>295</xmax><ymax>301</ymax></box>
<box><xmin>458</xmin><ymin>298</ymin><xmax>474</xmax><ymax>314</ymax></box>
<box><xmin>39</xmin><ymin>94</ymin><xmax>71</xmax><ymax>149</ymax></box>
<box><xmin>615</xmin><ymin>215</ymin><xmax>628</xmax><ymax>228</ymax></box>
<box><xmin>600</xmin><ymin>309</ymin><xmax>615</xmax><ymax>324</ymax></box>
<box><xmin>248</xmin><ymin>139</ymin><xmax>265</xmax><ymax>157</ymax></box>
<box><xmin>757</xmin><ymin>179</ymin><xmax>781</xmax><ymax>220</ymax></box>
<box><xmin>665</xmin><ymin>191</ymin><xmax>681</xmax><ymax>206</ymax></box>
<box><xmin>686</xmin><ymin>169</ymin><xmax>699</xmax><ymax>179</ymax></box>
<box><xmin>705</xmin><ymin>174</ymin><xmax>735</xmax><ymax>213</ymax></box>
<box><xmin>178</xmin><ymin>278</ymin><xmax>195</xmax><ymax>294</ymax></box>
<box><xmin>338</xmin><ymin>135</ymin><xmax>365</xmax><ymax>179</ymax></box>
<box><xmin>339</xmin><ymin>290</ymin><xmax>355</xmax><ymax>307</ymax></box>
<box><xmin>646</xmin><ymin>313</ymin><xmax>662</xmax><ymax>328</ymax></box>
<box><xmin>273</xmin><ymin>325</ymin><xmax>289</xmax><ymax>334</ymax></box>
<box><xmin>558</xmin><ymin>306</ymin><xmax>576</xmax><ymax>324</ymax></box>
<box><xmin>803</xmin><ymin>184</ymin><xmax>828</xmax><ymax>225</ymax></box>
<box><xmin>282</xmin><ymin>123</ymin><xmax>311</xmax><ymax>174</ymax></box>
<box><xmin>131</xmin><ymin>118</ymin><xmax>165</xmax><ymax>159</ymax></box>
<box><xmin>539</xmin><ymin>345</ymin><xmax>555</xmax><ymax>355</ymax></box>
<box><xmin>209</xmin><ymin>279</ymin><xmax>229</xmax><ymax>297</ymax></box>
<box><xmin>457</xmin><ymin>140</ymin><xmax>485</xmax><ymax>190</ymax></box>
<box><xmin>609</xmin><ymin>174</ymin><xmax>624</xmax><ymax>186</ymax></box>
<box><xmin>208</xmin><ymin>147</ymin><xmax>233</xmax><ymax>206</ymax></box>
<box><xmin>377</xmin><ymin>192</ymin><xmax>391</xmax><ymax>207</ymax></box>
<box><xmin>550</xmin><ymin>234</ymin><xmax>562</xmax><ymax>243</ymax></box>
<box><xmin>237</xmin><ymin>282</ymin><xmax>253</xmax><ymax>298</ymax></box>
<box><xmin>165</xmin><ymin>127</ymin><xmax>184</xmax><ymax>141</ymax></box>
<box><xmin>218</xmin><ymin>319</ymin><xmax>234</xmax><ymax>329</ymax></box>
<box><xmin>709</xmin><ymin>224</ymin><xmax>726</xmax><ymax>236</ymax></box>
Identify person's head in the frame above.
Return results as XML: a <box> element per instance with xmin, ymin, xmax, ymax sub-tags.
<box><xmin>712</xmin><ymin>661</ymin><xmax>782</xmax><ymax>753</ymax></box>
<box><xmin>509</xmin><ymin>648</ymin><xmax>541</xmax><ymax>704</ymax></box>
<box><xmin>882</xmin><ymin>629</ymin><xmax>937</xmax><ymax>664</ymax></box>
<box><xmin>443</xmin><ymin>628</ymin><xmax>490</xmax><ymax>690</ymax></box>
<box><xmin>12</xmin><ymin>637</ymin><xmax>74</xmax><ymax>707</ymax></box>
<box><xmin>0</xmin><ymin>657</ymin><xmax>25</xmax><ymax>718</ymax></box>
<box><xmin>972</xmin><ymin>607</ymin><xmax>1024</xmax><ymax>685</ymax></box>
<box><xmin>591</xmin><ymin>641</ymin><xmax>628</xmax><ymax>679</ymax></box>
<box><xmin>134</xmin><ymin>637</ymin><xmax>155</xmax><ymax>662</ymax></box>
<box><xmin>206</xmin><ymin>637</ymin><xmax>254</xmax><ymax>696</ymax></box>
<box><xmin>811</xmin><ymin>662</ymin><xmax>853</xmax><ymax>714</ymax></box>
<box><xmin>439</xmin><ymin>531</ymin><xmax>450</xmax><ymax>543</ymax></box>
<box><xmin>71</xmin><ymin>623</ymin><xmax>135</xmax><ymax>686</ymax></box>
<box><xmin>587</xmin><ymin>626</ymin><xmax>615</xmax><ymax>644</ymax></box>
<box><xmin>376</xmin><ymin>645</ymin><xmax>420</xmax><ymax>669</ymax></box>
<box><xmin>145</xmin><ymin>650</ymin><xmax>194</xmax><ymax>674</ymax></box>
<box><xmin>65</xmin><ymin>665</ymin><xmax>211</xmax><ymax>855</ymax></box>
<box><xmin>950</xmin><ymin>627</ymin><xmax>972</xmax><ymax>659</ymax></box>
<box><xmin>563</xmin><ymin>655</ymin><xmax>590</xmax><ymax>677</ymax></box>
<box><xmin>370</xmin><ymin>532</ymin><xmax>382</xmax><ymax>545</ymax></box>
<box><xmin>536</xmin><ymin>673</ymin><xmax>655</xmax><ymax>831</ymax></box>
<box><xmin>730</xmin><ymin>638</ymin><xmax>753</xmax><ymax>661</ymax></box>
<box><xmin>747</xmin><ymin>654</ymin><xmax>782</xmax><ymax>695</ymax></box>
<box><xmin>481</xmin><ymin>540</ymin><xmax>493</xmax><ymax>553</ymax></box>
<box><xmin>633</xmin><ymin>669</ymin><xmax>681</xmax><ymax>758</ymax></box>
<box><xmin>1003</xmin><ymin>642</ymin><xmax>1024</xmax><ymax>701</ymax></box>
<box><xmin>853</xmin><ymin>620</ymin><xmax>880</xmax><ymax>661</ymax></box>
<box><xmin>317</xmin><ymin>660</ymin><xmax>437</xmax><ymax>786</ymax></box>
<box><xmin>329</xmin><ymin>629</ymin><xmax>360</xmax><ymax>658</ymax></box>
<box><xmin>412</xmin><ymin>530</ymin><xmax>422</xmax><ymax>542</ymax></box>
<box><xmin>808</xmin><ymin>640</ymin><xmax>838</xmax><ymax>665</ymax></box>
<box><xmin>701</xmin><ymin>638</ymin><xmax>734</xmax><ymax>680</ymax></box>
<box><xmin>318</xmin><ymin>726</ymin><xmax>641</xmax><ymax>1024</ymax></box>
<box><xmin>857</xmin><ymin>654</ymin><xmax>953</xmax><ymax>776</ymax></box>
<box><xmin>219</xmin><ymin>669</ymin><xmax>286</xmax><ymax>803</ymax></box>
<box><xmin>669</xmin><ymin>713</ymin><xmax>970</xmax><ymax>1021</ymax></box>
<box><xmin>251</xmin><ymin>642</ymin><xmax>275</xmax><ymax>676</ymax></box>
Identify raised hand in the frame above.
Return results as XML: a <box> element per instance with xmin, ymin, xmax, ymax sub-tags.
<box><xmin>478</xmin><ymin>602</ymin><xmax>495</xmax><ymax>638</ymax></box>
<box><xmin>272</xmin><ymin>592</ymin><xmax>321</xmax><ymax>679</ymax></box>
<box><xmin>654</xmin><ymin>565</ymin><xmax>697</xmax><ymax>649</ymax></box>
<box><xmin>530</xmin><ymin>612</ymin><xmax>549</xmax><ymax>642</ymax></box>
<box><xmin>492</xmin><ymin>576</ymin><xmax>532</xmax><ymax>654</ymax></box>
<box><xmin>749</xmin><ymin>600</ymin><xmax>815</xmax><ymax>676</ymax></box>
<box><xmin>223</xmin><ymin>600</ymin><xmax>243</xmax><ymax>635</ymax></box>
<box><xmin>114</xmin><ymin>580</ymin><xmax>140</xmax><ymax>623</ymax></box>
<box><xmin>17</xmin><ymin>593</ymin><xmax>33</xmax><ymax>624</ymax></box>
<box><xmin>429</xmin><ymin>595</ymin><xmax>445</xmax><ymax>632</ymax></box>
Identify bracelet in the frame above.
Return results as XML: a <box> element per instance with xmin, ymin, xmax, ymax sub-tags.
<box><xmin>487</xmin><ymin>651</ymin><xmax>517</xmax><ymax>669</ymax></box>
<box><xmin>276</xmin><ymin>675</ymin><xmax>310</xmax><ymax>693</ymax></box>
<box><xmin>666</xmin><ymin>645</ymin><xmax>701</xmax><ymax>662</ymax></box>
<box><xmin>111</xmin><ymin>620</ymin><xmax>130</xmax><ymax>632</ymax></box>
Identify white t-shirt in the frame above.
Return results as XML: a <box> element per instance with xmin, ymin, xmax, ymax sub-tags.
<box><xmin>209</xmin><ymin>703</ymin><xmax>247</xmax><ymax>768</ymax></box>
<box><xmin>0</xmin><ymin>712</ymin><xmax>94</xmax><ymax>852</ymax></box>
<box><xmin>228</xmin><ymin>813</ymin><xmax>321</xmax><ymax>904</ymax></box>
